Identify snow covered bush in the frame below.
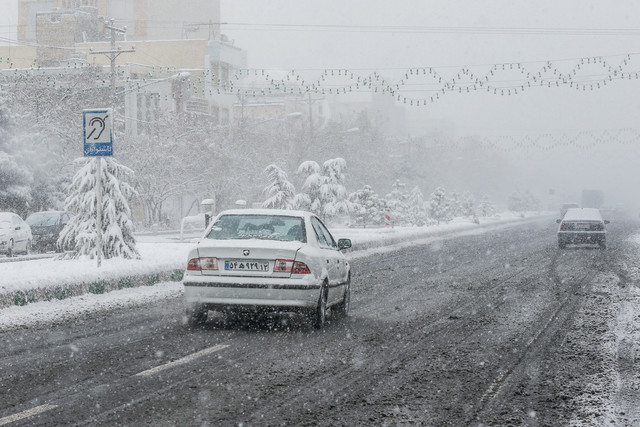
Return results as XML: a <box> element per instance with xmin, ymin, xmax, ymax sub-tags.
<box><xmin>447</xmin><ymin>192</ymin><xmax>462</xmax><ymax>218</ymax></box>
<box><xmin>293</xmin><ymin>158</ymin><xmax>350</xmax><ymax>222</ymax></box>
<box><xmin>262</xmin><ymin>164</ymin><xmax>295</xmax><ymax>209</ymax></box>
<box><xmin>349</xmin><ymin>184</ymin><xmax>386</xmax><ymax>227</ymax></box>
<box><xmin>292</xmin><ymin>160</ymin><xmax>324</xmax><ymax>216</ymax></box>
<box><xmin>320</xmin><ymin>158</ymin><xmax>350</xmax><ymax>221</ymax></box>
<box><xmin>407</xmin><ymin>186</ymin><xmax>428</xmax><ymax>226</ymax></box>
<box><xmin>58</xmin><ymin>158</ymin><xmax>140</xmax><ymax>259</ymax></box>
<box><xmin>429</xmin><ymin>186</ymin><xmax>451</xmax><ymax>224</ymax></box>
<box><xmin>459</xmin><ymin>191</ymin><xmax>476</xmax><ymax>218</ymax></box>
<box><xmin>478</xmin><ymin>194</ymin><xmax>496</xmax><ymax>217</ymax></box>
<box><xmin>385</xmin><ymin>179</ymin><xmax>410</xmax><ymax>226</ymax></box>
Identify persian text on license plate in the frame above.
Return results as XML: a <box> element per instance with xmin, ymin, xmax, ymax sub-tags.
<box><xmin>225</xmin><ymin>260</ymin><xmax>270</xmax><ymax>271</ymax></box>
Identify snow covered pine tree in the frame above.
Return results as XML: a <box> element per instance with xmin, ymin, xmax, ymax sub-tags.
<box><xmin>58</xmin><ymin>157</ymin><xmax>140</xmax><ymax>259</ymax></box>
<box><xmin>261</xmin><ymin>164</ymin><xmax>296</xmax><ymax>209</ymax></box>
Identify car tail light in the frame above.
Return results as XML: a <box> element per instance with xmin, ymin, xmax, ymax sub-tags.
<box><xmin>187</xmin><ymin>258</ymin><xmax>201</xmax><ymax>271</ymax></box>
<box><xmin>186</xmin><ymin>257</ymin><xmax>218</xmax><ymax>271</ymax></box>
<box><xmin>273</xmin><ymin>259</ymin><xmax>310</xmax><ymax>274</ymax></box>
<box><xmin>292</xmin><ymin>261</ymin><xmax>311</xmax><ymax>274</ymax></box>
<box><xmin>595</xmin><ymin>223</ymin><xmax>604</xmax><ymax>231</ymax></box>
<box><xmin>274</xmin><ymin>259</ymin><xmax>294</xmax><ymax>272</ymax></box>
<box><xmin>200</xmin><ymin>257</ymin><xmax>218</xmax><ymax>270</ymax></box>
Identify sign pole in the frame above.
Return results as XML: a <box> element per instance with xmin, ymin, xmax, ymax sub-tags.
<box><xmin>96</xmin><ymin>158</ymin><xmax>102</xmax><ymax>268</ymax></box>
<box><xmin>83</xmin><ymin>108</ymin><xmax>113</xmax><ymax>268</ymax></box>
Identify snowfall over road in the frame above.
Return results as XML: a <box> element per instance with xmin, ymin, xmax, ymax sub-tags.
<box><xmin>0</xmin><ymin>212</ymin><xmax>539</xmax><ymax>328</ymax></box>
<box><xmin>1</xmin><ymin>213</ymin><xmax>640</xmax><ymax>426</ymax></box>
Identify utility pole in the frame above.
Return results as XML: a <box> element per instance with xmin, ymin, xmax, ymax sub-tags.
<box><xmin>89</xmin><ymin>18</ymin><xmax>135</xmax><ymax>106</ymax></box>
<box><xmin>308</xmin><ymin>91</ymin><xmax>314</xmax><ymax>145</ymax></box>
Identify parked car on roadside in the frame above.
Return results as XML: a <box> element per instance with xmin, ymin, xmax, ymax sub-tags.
<box><xmin>0</xmin><ymin>212</ymin><xmax>33</xmax><ymax>257</ymax></box>
<box><xmin>25</xmin><ymin>211</ymin><xmax>74</xmax><ymax>253</ymax></box>
<box><xmin>556</xmin><ymin>207</ymin><xmax>609</xmax><ymax>249</ymax></box>
<box><xmin>182</xmin><ymin>209</ymin><xmax>352</xmax><ymax>328</ymax></box>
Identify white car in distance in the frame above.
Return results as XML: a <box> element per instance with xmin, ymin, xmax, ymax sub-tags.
<box><xmin>182</xmin><ymin>209</ymin><xmax>352</xmax><ymax>328</ymax></box>
<box><xmin>0</xmin><ymin>212</ymin><xmax>33</xmax><ymax>257</ymax></box>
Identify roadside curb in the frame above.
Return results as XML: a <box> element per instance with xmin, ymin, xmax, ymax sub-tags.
<box><xmin>1</xmin><ymin>269</ymin><xmax>184</xmax><ymax>309</ymax></box>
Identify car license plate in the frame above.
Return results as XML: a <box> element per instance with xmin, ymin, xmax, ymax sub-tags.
<box><xmin>224</xmin><ymin>260</ymin><xmax>270</xmax><ymax>271</ymax></box>
<box><xmin>577</xmin><ymin>223</ymin><xmax>591</xmax><ymax>230</ymax></box>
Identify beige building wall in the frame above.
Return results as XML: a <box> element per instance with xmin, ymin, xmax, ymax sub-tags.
<box><xmin>18</xmin><ymin>0</ymin><xmax>108</xmax><ymax>41</ymax></box>
<box><xmin>18</xmin><ymin>0</ymin><xmax>219</xmax><ymax>41</ymax></box>
<box><xmin>1</xmin><ymin>39</ymin><xmax>208</xmax><ymax>70</ymax></box>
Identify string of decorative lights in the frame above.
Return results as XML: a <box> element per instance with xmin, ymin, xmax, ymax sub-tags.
<box><xmin>1</xmin><ymin>53</ymin><xmax>639</xmax><ymax>106</ymax></box>
<box><xmin>425</xmin><ymin>128</ymin><xmax>640</xmax><ymax>152</ymax></box>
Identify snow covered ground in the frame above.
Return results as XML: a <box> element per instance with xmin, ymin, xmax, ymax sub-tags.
<box><xmin>0</xmin><ymin>212</ymin><xmax>551</xmax><ymax>329</ymax></box>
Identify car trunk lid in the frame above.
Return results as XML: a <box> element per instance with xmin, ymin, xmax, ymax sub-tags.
<box><xmin>195</xmin><ymin>239</ymin><xmax>305</xmax><ymax>278</ymax></box>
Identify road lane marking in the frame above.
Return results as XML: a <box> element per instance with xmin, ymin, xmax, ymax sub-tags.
<box><xmin>135</xmin><ymin>344</ymin><xmax>229</xmax><ymax>377</ymax></box>
<box><xmin>0</xmin><ymin>404</ymin><xmax>58</xmax><ymax>426</ymax></box>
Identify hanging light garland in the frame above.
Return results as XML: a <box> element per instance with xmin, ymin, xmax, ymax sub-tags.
<box><xmin>1</xmin><ymin>53</ymin><xmax>639</xmax><ymax>106</ymax></box>
<box><xmin>425</xmin><ymin>127</ymin><xmax>640</xmax><ymax>152</ymax></box>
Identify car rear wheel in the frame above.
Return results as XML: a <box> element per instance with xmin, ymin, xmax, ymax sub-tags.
<box><xmin>312</xmin><ymin>284</ymin><xmax>328</xmax><ymax>329</ymax></box>
<box><xmin>187</xmin><ymin>305</ymin><xmax>209</xmax><ymax>327</ymax></box>
<box><xmin>335</xmin><ymin>276</ymin><xmax>351</xmax><ymax>317</ymax></box>
<box><xmin>558</xmin><ymin>240</ymin><xmax>566</xmax><ymax>249</ymax></box>
<box><xmin>599</xmin><ymin>239</ymin><xmax>606</xmax><ymax>250</ymax></box>
<box><xmin>6</xmin><ymin>239</ymin><xmax>14</xmax><ymax>257</ymax></box>
<box><xmin>24</xmin><ymin>240</ymin><xmax>31</xmax><ymax>255</ymax></box>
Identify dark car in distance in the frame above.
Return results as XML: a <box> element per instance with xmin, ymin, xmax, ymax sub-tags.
<box><xmin>25</xmin><ymin>211</ymin><xmax>74</xmax><ymax>252</ymax></box>
<box><xmin>556</xmin><ymin>208</ymin><xmax>609</xmax><ymax>250</ymax></box>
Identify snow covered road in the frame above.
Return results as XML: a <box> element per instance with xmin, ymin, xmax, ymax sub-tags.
<box><xmin>1</xmin><ymin>216</ymin><xmax>639</xmax><ymax>425</ymax></box>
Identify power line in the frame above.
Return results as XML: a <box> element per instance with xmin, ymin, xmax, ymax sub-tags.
<box><xmin>216</xmin><ymin>22</ymin><xmax>640</xmax><ymax>37</ymax></box>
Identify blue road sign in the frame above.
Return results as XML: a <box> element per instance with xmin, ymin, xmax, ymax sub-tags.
<box><xmin>83</xmin><ymin>109</ymin><xmax>113</xmax><ymax>156</ymax></box>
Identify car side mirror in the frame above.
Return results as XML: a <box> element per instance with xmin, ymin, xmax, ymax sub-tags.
<box><xmin>338</xmin><ymin>238</ymin><xmax>352</xmax><ymax>250</ymax></box>
<box><xmin>604</xmin><ymin>220</ymin><xmax>610</xmax><ymax>224</ymax></box>
<box><xmin>15</xmin><ymin>226</ymin><xmax>21</xmax><ymax>230</ymax></box>
<box><xmin>555</xmin><ymin>219</ymin><xmax>562</xmax><ymax>224</ymax></box>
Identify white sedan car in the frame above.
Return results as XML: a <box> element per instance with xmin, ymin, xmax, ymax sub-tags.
<box><xmin>0</xmin><ymin>212</ymin><xmax>33</xmax><ymax>257</ymax></box>
<box><xmin>182</xmin><ymin>209</ymin><xmax>352</xmax><ymax>328</ymax></box>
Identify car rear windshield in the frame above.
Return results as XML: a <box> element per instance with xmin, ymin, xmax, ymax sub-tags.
<box><xmin>26</xmin><ymin>213</ymin><xmax>60</xmax><ymax>226</ymax></box>
<box><xmin>206</xmin><ymin>214</ymin><xmax>306</xmax><ymax>242</ymax></box>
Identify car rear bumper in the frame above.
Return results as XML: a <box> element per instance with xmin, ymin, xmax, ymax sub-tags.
<box><xmin>32</xmin><ymin>234</ymin><xmax>57</xmax><ymax>249</ymax></box>
<box><xmin>183</xmin><ymin>274</ymin><xmax>322</xmax><ymax>310</ymax></box>
<box><xmin>558</xmin><ymin>231</ymin><xmax>605</xmax><ymax>244</ymax></box>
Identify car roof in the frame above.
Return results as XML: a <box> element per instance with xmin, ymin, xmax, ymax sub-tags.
<box><xmin>563</xmin><ymin>208</ymin><xmax>603</xmax><ymax>221</ymax></box>
<box><xmin>216</xmin><ymin>209</ymin><xmax>311</xmax><ymax>219</ymax></box>
<box><xmin>28</xmin><ymin>211</ymin><xmax>67</xmax><ymax>216</ymax></box>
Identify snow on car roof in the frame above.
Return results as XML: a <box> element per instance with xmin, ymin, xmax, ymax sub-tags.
<box><xmin>563</xmin><ymin>208</ymin><xmax>603</xmax><ymax>221</ymax></box>
<box><xmin>216</xmin><ymin>208</ymin><xmax>311</xmax><ymax>218</ymax></box>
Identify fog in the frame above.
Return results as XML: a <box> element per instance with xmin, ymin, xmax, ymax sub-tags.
<box><xmin>220</xmin><ymin>0</ymin><xmax>640</xmax><ymax>212</ymax></box>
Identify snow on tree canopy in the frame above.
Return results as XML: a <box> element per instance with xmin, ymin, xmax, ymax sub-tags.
<box><xmin>262</xmin><ymin>164</ymin><xmax>295</xmax><ymax>209</ymax></box>
<box><xmin>320</xmin><ymin>158</ymin><xmax>349</xmax><ymax>221</ymax></box>
<box><xmin>58</xmin><ymin>157</ymin><xmax>140</xmax><ymax>260</ymax></box>
<box><xmin>293</xmin><ymin>160</ymin><xmax>325</xmax><ymax>217</ymax></box>
<box><xmin>349</xmin><ymin>184</ymin><xmax>386</xmax><ymax>227</ymax></box>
